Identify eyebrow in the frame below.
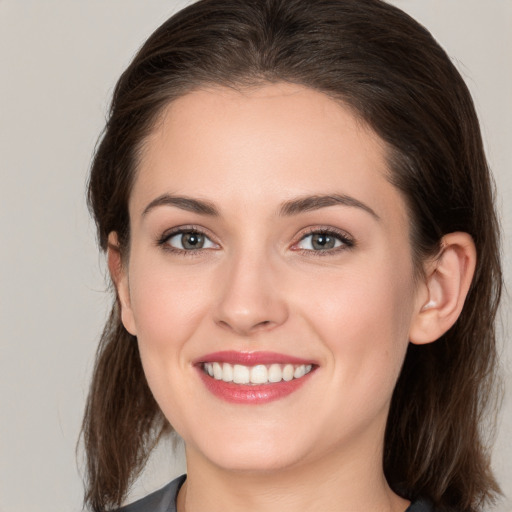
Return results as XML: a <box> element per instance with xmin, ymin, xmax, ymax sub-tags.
<box><xmin>142</xmin><ymin>194</ymin><xmax>219</xmax><ymax>217</ymax></box>
<box><xmin>278</xmin><ymin>194</ymin><xmax>380</xmax><ymax>220</ymax></box>
<box><xmin>141</xmin><ymin>193</ymin><xmax>379</xmax><ymax>220</ymax></box>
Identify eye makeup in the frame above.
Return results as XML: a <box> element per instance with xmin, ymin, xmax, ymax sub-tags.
<box><xmin>155</xmin><ymin>223</ymin><xmax>355</xmax><ymax>258</ymax></box>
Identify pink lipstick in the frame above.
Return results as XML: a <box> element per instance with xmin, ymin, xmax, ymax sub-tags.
<box><xmin>195</xmin><ymin>351</ymin><xmax>316</xmax><ymax>404</ymax></box>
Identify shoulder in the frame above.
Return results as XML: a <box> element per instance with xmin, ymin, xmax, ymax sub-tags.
<box><xmin>116</xmin><ymin>475</ymin><xmax>186</xmax><ymax>512</ymax></box>
<box><xmin>406</xmin><ymin>498</ymin><xmax>442</xmax><ymax>512</ymax></box>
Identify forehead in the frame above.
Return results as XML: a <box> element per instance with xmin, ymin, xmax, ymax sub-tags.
<box><xmin>132</xmin><ymin>83</ymin><xmax>407</xmax><ymax>229</ymax></box>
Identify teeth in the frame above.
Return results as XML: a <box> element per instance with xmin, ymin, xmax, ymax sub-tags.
<box><xmin>294</xmin><ymin>365</ymin><xmax>306</xmax><ymax>379</ymax></box>
<box><xmin>203</xmin><ymin>362</ymin><xmax>313</xmax><ymax>385</ymax></box>
<box><xmin>233</xmin><ymin>364</ymin><xmax>250</xmax><ymax>384</ymax></box>
<box><xmin>268</xmin><ymin>363</ymin><xmax>282</xmax><ymax>383</ymax></box>
<box><xmin>222</xmin><ymin>362</ymin><xmax>233</xmax><ymax>382</ymax></box>
<box><xmin>282</xmin><ymin>364</ymin><xmax>294</xmax><ymax>381</ymax></box>
<box><xmin>213</xmin><ymin>362</ymin><xmax>223</xmax><ymax>380</ymax></box>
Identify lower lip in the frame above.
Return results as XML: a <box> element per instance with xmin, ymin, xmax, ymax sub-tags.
<box><xmin>197</xmin><ymin>368</ymin><xmax>314</xmax><ymax>404</ymax></box>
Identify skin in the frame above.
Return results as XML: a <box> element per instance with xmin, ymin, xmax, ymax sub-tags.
<box><xmin>110</xmin><ymin>83</ymin><xmax>476</xmax><ymax>512</ymax></box>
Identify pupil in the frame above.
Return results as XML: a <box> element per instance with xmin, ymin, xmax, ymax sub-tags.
<box><xmin>312</xmin><ymin>233</ymin><xmax>335</xmax><ymax>250</ymax></box>
<box><xmin>182</xmin><ymin>232</ymin><xmax>204</xmax><ymax>249</ymax></box>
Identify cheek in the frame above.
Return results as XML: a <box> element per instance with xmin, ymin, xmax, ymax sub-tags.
<box><xmin>128</xmin><ymin>255</ymin><xmax>209</xmax><ymax>346</ymax></box>
<box><xmin>299</xmin><ymin>257</ymin><xmax>416</xmax><ymax>399</ymax></box>
<box><xmin>126</xmin><ymin>256</ymin><xmax>212</xmax><ymax>429</ymax></box>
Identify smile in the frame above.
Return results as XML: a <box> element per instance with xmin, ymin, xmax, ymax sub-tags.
<box><xmin>196</xmin><ymin>351</ymin><xmax>317</xmax><ymax>404</ymax></box>
<box><xmin>202</xmin><ymin>362</ymin><xmax>314</xmax><ymax>385</ymax></box>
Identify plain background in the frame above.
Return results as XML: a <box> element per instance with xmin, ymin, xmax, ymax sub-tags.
<box><xmin>0</xmin><ymin>1</ymin><xmax>510</xmax><ymax>511</ymax></box>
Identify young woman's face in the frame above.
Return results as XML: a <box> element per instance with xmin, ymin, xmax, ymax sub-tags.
<box><xmin>117</xmin><ymin>83</ymin><xmax>426</xmax><ymax>474</ymax></box>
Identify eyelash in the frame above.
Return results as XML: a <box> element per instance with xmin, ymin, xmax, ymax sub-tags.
<box><xmin>156</xmin><ymin>226</ymin><xmax>355</xmax><ymax>256</ymax></box>
<box><xmin>291</xmin><ymin>227</ymin><xmax>355</xmax><ymax>256</ymax></box>
<box><xmin>156</xmin><ymin>225</ymin><xmax>219</xmax><ymax>257</ymax></box>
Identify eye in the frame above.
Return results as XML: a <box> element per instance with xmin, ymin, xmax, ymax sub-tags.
<box><xmin>293</xmin><ymin>229</ymin><xmax>353</xmax><ymax>252</ymax></box>
<box><xmin>160</xmin><ymin>229</ymin><xmax>218</xmax><ymax>251</ymax></box>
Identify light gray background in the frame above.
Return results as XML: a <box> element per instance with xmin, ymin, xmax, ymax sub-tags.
<box><xmin>0</xmin><ymin>1</ymin><xmax>510</xmax><ymax>511</ymax></box>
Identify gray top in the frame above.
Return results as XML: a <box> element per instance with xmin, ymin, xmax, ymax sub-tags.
<box><xmin>117</xmin><ymin>475</ymin><xmax>186</xmax><ymax>512</ymax></box>
<box><xmin>117</xmin><ymin>475</ymin><xmax>437</xmax><ymax>512</ymax></box>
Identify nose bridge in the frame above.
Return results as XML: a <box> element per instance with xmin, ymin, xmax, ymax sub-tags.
<box><xmin>214</xmin><ymin>244</ymin><xmax>288</xmax><ymax>336</ymax></box>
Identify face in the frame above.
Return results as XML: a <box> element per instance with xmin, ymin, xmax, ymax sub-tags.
<box><xmin>115</xmin><ymin>83</ymin><xmax>426</xmax><ymax>475</ymax></box>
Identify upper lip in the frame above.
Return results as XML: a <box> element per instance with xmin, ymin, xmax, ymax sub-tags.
<box><xmin>194</xmin><ymin>351</ymin><xmax>317</xmax><ymax>366</ymax></box>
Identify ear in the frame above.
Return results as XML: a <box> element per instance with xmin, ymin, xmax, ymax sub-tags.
<box><xmin>107</xmin><ymin>232</ymin><xmax>137</xmax><ymax>336</ymax></box>
<box><xmin>409</xmin><ymin>232</ymin><xmax>476</xmax><ymax>345</ymax></box>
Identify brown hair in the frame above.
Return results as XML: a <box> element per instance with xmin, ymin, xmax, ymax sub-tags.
<box><xmin>82</xmin><ymin>0</ymin><xmax>503</xmax><ymax>510</ymax></box>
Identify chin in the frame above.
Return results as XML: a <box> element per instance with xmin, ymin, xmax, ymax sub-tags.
<box><xmin>185</xmin><ymin>425</ymin><xmax>313</xmax><ymax>474</ymax></box>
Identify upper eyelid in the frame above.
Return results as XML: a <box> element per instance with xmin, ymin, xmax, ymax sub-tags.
<box><xmin>159</xmin><ymin>225</ymin><xmax>216</xmax><ymax>242</ymax></box>
<box><xmin>156</xmin><ymin>225</ymin><xmax>354</xmax><ymax>249</ymax></box>
<box><xmin>290</xmin><ymin>227</ymin><xmax>355</xmax><ymax>253</ymax></box>
<box><xmin>294</xmin><ymin>226</ymin><xmax>353</xmax><ymax>242</ymax></box>
<box><xmin>157</xmin><ymin>227</ymin><xmax>220</xmax><ymax>256</ymax></box>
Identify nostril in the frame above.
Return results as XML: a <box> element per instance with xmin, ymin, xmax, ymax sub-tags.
<box><xmin>252</xmin><ymin>320</ymin><xmax>275</xmax><ymax>332</ymax></box>
<box><xmin>216</xmin><ymin>318</ymin><xmax>274</xmax><ymax>335</ymax></box>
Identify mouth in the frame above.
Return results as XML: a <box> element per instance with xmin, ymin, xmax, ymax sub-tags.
<box><xmin>195</xmin><ymin>351</ymin><xmax>317</xmax><ymax>404</ymax></box>
<box><xmin>202</xmin><ymin>362</ymin><xmax>314</xmax><ymax>385</ymax></box>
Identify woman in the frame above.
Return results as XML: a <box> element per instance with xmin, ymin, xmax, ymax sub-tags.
<box><xmin>82</xmin><ymin>0</ymin><xmax>503</xmax><ymax>511</ymax></box>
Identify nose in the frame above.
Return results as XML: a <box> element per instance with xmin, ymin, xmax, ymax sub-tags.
<box><xmin>213</xmin><ymin>251</ymin><xmax>289</xmax><ymax>336</ymax></box>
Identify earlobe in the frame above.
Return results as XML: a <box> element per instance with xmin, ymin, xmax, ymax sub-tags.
<box><xmin>107</xmin><ymin>232</ymin><xmax>137</xmax><ymax>336</ymax></box>
<box><xmin>409</xmin><ymin>232</ymin><xmax>476</xmax><ymax>345</ymax></box>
